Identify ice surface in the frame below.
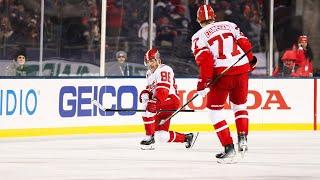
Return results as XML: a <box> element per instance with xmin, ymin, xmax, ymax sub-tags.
<box><xmin>0</xmin><ymin>131</ymin><xmax>319</xmax><ymax>180</ymax></box>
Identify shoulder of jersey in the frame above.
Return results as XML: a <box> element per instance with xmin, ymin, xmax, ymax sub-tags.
<box><xmin>159</xmin><ymin>64</ymin><xmax>172</xmax><ymax>71</ymax></box>
<box><xmin>154</xmin><ymin>64</ymin><xmax>171</xmax><ymax>73</ymax></box>
<box><xmin>192</xmin><ymin>28</ymin><xmax>203</xmax><ymax>40</ymax></box>
<box><xmin>191</xmin><ymin>22</ymin><xmax>218</xmax><ymax>39</ymax></box>
<box><xmin>192</xmin><ymin>21</ymin><xmax>236</xmax><ymax>39</ymax></box>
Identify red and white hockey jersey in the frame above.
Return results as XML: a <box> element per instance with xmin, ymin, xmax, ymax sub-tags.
<box><xmin>191</xmin><ymin>21</ymin><xmax>253</xmax><ymax>77</ymax></box>
<box><xmin>145</xmin><ymin>64</ymin><xmax>179</xmax><ymax>103</ymax></box>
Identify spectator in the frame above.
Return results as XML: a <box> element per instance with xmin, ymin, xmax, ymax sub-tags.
<box><xmin>105</xmin><ymin>50</ymin><xmax>130</xmax><ymax>76</ymax></box>
<box><xmin>138</xmin><ymin>21</ymin><xmax>156</xmax><ymax>47</ymax></box>
<box><xmin>106</xmin><ymin>0</ymin><xmax>125</xmax><ymax>36</ymax></box>
<box><xmin>291</xmin><ymin>35</ymin><xmax>313</xmax><ymax>77</ymax></box>
<box><xmin>154</xmin><ymin>0</ymin><xmax>170</xmax><ymax>20</ymax></box>
<box><xmin>5</xmin><ymin>47</ymin><xmax>28</xmax><ymax>76</ymax></box>
<box><xmin>248</xmin><ymin>11</ymin><xmax>262</xmax><ymax>51</ymax></box>
<box><xmin>274</xmin><ymin>46</ymin><xmax>312</xmax><ymax>77</ymax></box>
<box><xmin>292</xmin><ymin>35</ymin><xmax>313</xmax><ymax>59</ymax></box>
<box><xmin>0</xmin><ymin>16</ymin><xmax>14</xmax><ymax>43</ymax></box>
<box><xmin>170</xmin><ymin>5</ymin><xmax>189</xmax><ymax>33</ymax></box>
<box><xmin>156</xmin><ymin>16</ymin><xmax>177</xmax><ymax>47</ymax></box>
<box><xmin>278</xmin><ymin>50</ymin><xmax>299</xmax><ymax>77</ymax></box>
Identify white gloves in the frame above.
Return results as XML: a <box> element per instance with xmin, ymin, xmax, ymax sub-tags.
<box><xmin>197</xmin><ymin>88</ymin><xmax>210</xmax><ymax>98</ymax></box>
<box><xmin>140</xmin><ymin>93</ymin><xmax>150</xmax><ymax>104</ymax></box>
<box><xmin>139</xmin><ymin>89</ymin><xmax>151</xmax><ymax>104</ymax></box>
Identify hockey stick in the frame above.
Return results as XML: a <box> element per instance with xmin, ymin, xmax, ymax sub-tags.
<box><xmin>92</xmin><ymin>100</ymin><xmax>195</xmax><ymax>112</ymax></box>
<box><xmin>159</xmin><ymin>47</ymin><xmax>253</xmax><ymax>125</ymax></box>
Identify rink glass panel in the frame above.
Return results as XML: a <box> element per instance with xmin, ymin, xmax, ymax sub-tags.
<box><xmin>1</xmin><ymin>1</ymin><xmax>319</xmax><ymax>77</ymax></box>
<box><xmin>155</xmin><ymin>1</ymin><xmax>268</xmax><ymax>77</ymax></box>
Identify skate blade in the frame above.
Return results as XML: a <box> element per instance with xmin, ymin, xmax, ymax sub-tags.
<box><xmin>190</xmin><ymin>132</ymin><xmax>200</xmax><ymax>148</ymax></box>
<box><xmin>140</xmin><ymin>144</ymin><xmax>155</xmax><ymax>150</ymax></box>
<box><xmin>239</xmin><ymin>145</ymin><xmax>248</xmax><ymax>158</ymax></box>
<box><xmin>217</xmin><ymin>157</ymin><xmax>237</xmax><ymax>164</ymax></box>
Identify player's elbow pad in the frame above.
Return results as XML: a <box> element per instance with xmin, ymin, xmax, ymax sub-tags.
<box><xmin>195</xmin><ymin>51</ymin><xmax>214</xmax><ymax>79</ymax></box>
<box><xmin>237</xmin><ymin>38</ymin><xmax>253</xmax><ymax>60</ymax></box>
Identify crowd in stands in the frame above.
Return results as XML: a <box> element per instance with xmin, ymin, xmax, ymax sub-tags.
<box><xmin>107</xmin><ymin>0</ymin><xmax>265</xmax><ymax>76</ymax></box>
<box><xmin>0</xmin><ymin>0</ymin><xmax>41</xmax><ymax>46</ymax></box>
<box><xmin>1</xmin><ymin>0</ymin><xmax>316</xmax><ymax>77</ymax></box>
<box><xmin>273</xmin><ymin>35</ymin><xmax>313</xmax><ymax>77</ymax></box>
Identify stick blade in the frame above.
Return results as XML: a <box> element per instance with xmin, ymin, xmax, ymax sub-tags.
<box><xmin>91</xmin><ymin>100</ymin><xmax>107</xmax><ymax>111</ymax></box>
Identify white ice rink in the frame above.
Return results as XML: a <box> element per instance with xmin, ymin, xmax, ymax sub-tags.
<box><xmin>0</xmin><ymin>131</ymin><xmax>320</xmax><ymax>180</ymax></box>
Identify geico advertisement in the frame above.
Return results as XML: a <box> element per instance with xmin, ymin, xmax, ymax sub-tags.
<box><xmin>0</xmin><ymin>78</ymin><xmax>315</xmax><ymax>129</ymax></box>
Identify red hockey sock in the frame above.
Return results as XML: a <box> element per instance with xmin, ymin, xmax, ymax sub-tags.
<box><xmin>214</xmin><ymin>120</ymin><xmax>233</xmax><ymax>146</ymax></box>
<box><xmin>142</xmin><ymin>117</ymin><xmax>155</xmax><ymax>136</ymax></box>
<box><xmin>235</xmin><ymin>110</ymin><xmax>249</xmax><ymax>135</ymax></box>
<box><xmin>168</xmin><ymin>131</ymin><xmax>185</xmax><ymax>143</ymax></box>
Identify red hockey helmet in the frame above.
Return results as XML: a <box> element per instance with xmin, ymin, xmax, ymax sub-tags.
<box><xmin>197</xmin><ymin>4</ymin><xmax>216</xmax><ymax>23</ymax></box>
<box><xmin>144</xmin><ymin>48</ymin><xmax>161</xmax><ymax>66</ymax></box>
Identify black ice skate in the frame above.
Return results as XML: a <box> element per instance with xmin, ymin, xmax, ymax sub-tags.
<box><xmin>216</xmin><ymin>144</ymin><xmax>236</xmax><ymax>164</ymax></box>
<box><xmin>184</xmin><ymin>132</ymin><xmax>199</xmax><ymax>148</ymax></box>
<box><xmin>238</xmin><ymin>132</ymin><xmax>248</xmax><ymax>158</ymax></box>
<box><xmin>140</xmin><ymin>135</ymin><xmax>155</xmax><ymax>150</ymax></box>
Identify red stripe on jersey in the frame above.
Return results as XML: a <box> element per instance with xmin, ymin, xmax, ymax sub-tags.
<box><xmin>215</xmin><ymin>63</ymin><xmax>251</xmax><ymax>75</ymax></box>
<box><xmin>156</xmin><ymin>82</ymin><xmax>170</xmax><ymax>88</ymax></box>
<box><xmin>194</xmin><ymin>47</ymin><xmax>210</xmax><ymax>58</ymax></box>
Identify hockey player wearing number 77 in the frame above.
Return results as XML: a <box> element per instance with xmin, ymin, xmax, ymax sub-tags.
<box><xmin>139</xmin><ymin>48</ymin><xmax>198</xmax><ymax>150</ymax></box>
<box><xmin>191</xmin><ymin>4</ymin><xmax>257</xmax><ymax>163</ymax></box>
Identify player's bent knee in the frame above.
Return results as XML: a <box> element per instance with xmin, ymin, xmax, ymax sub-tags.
<box><xmin>142</xmin><ymin>111</ymin><xmax>156</xmax><ymax>118</ymax></box>
<box><xmin>154</xmin><ymin>130</ymin><xmax>169</xmax><ymax>143</ymax></box>
<box><xmin>232</xmin><ymin>102</ymin><xmax>247</xmax><ymax>113</ymax></box>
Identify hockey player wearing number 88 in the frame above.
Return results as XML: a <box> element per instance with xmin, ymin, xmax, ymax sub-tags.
<box><xmin>139</xmin><ymin>48</ymin><xmax>198</xmax><ymax>150</ymax></box>
<box><xmin>191</xmin><ymin>4</ymin><xmax>257</xmax><ymax>163</ymax></box>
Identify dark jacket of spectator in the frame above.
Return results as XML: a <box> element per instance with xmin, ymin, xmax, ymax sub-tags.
<box><xmin>5</xmin><ymin>48</ymin><xmax>28</xmax><ymax>76</ymax></box>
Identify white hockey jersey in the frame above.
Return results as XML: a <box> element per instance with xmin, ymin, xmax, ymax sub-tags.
<box><xmin>191</xmin><ymin>21</ymin><xmax>251</xmax><ymax>75</ymax></box>
<box><xmin>145</xmin><ymin>64</ymin><xmax>179</xmax><ymax>101</ymax></box>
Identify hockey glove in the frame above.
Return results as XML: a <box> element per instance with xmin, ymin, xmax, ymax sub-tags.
<box><xmin>250</xmin><ymin>56</ymin><xmax>257</xmax><ymax>71</ymax></box>
<box><xmin>197</xmin><ymin>78</ymin><xmax>211</xmax><ymax>98</ymax></box>
<box><xmin>146</xmin><ymin>100</ymin><xmax>159</xmax><ymax>113</ymax></box>
<box><xmin>139</xmin><ymin>89</ymin><xmax>152</xmax><ymax>104</ymax></box>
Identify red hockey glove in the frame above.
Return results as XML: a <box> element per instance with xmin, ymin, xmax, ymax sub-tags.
<box><xmin>146</xmin><ymin>100</ymin><xmax>159</xmax><ymax>113</ymax></box>
<box><xmin>197</xmin><ymin>78</ymin><xmax>211</xmax><ymax>97</ymax></box>
<box><xmin>197</xmin><ymin>78</ymin><xmax>211</xmax><ymax>91</ymax></box>
<box><xmin>139</xmin><ymin>89</ymin><xmax>152</xmax><ymax>103</ymax></box>
<box><xmin>250</xmin><ymin>56</ymin><xmax>257</xmax><ymax>71</ymax></box>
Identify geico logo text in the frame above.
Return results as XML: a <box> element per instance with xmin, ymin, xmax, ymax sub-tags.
<box><xmin>59</xmin><ymin>85</ymin><xmax>138</xmax><ymax>117</ymax></box>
